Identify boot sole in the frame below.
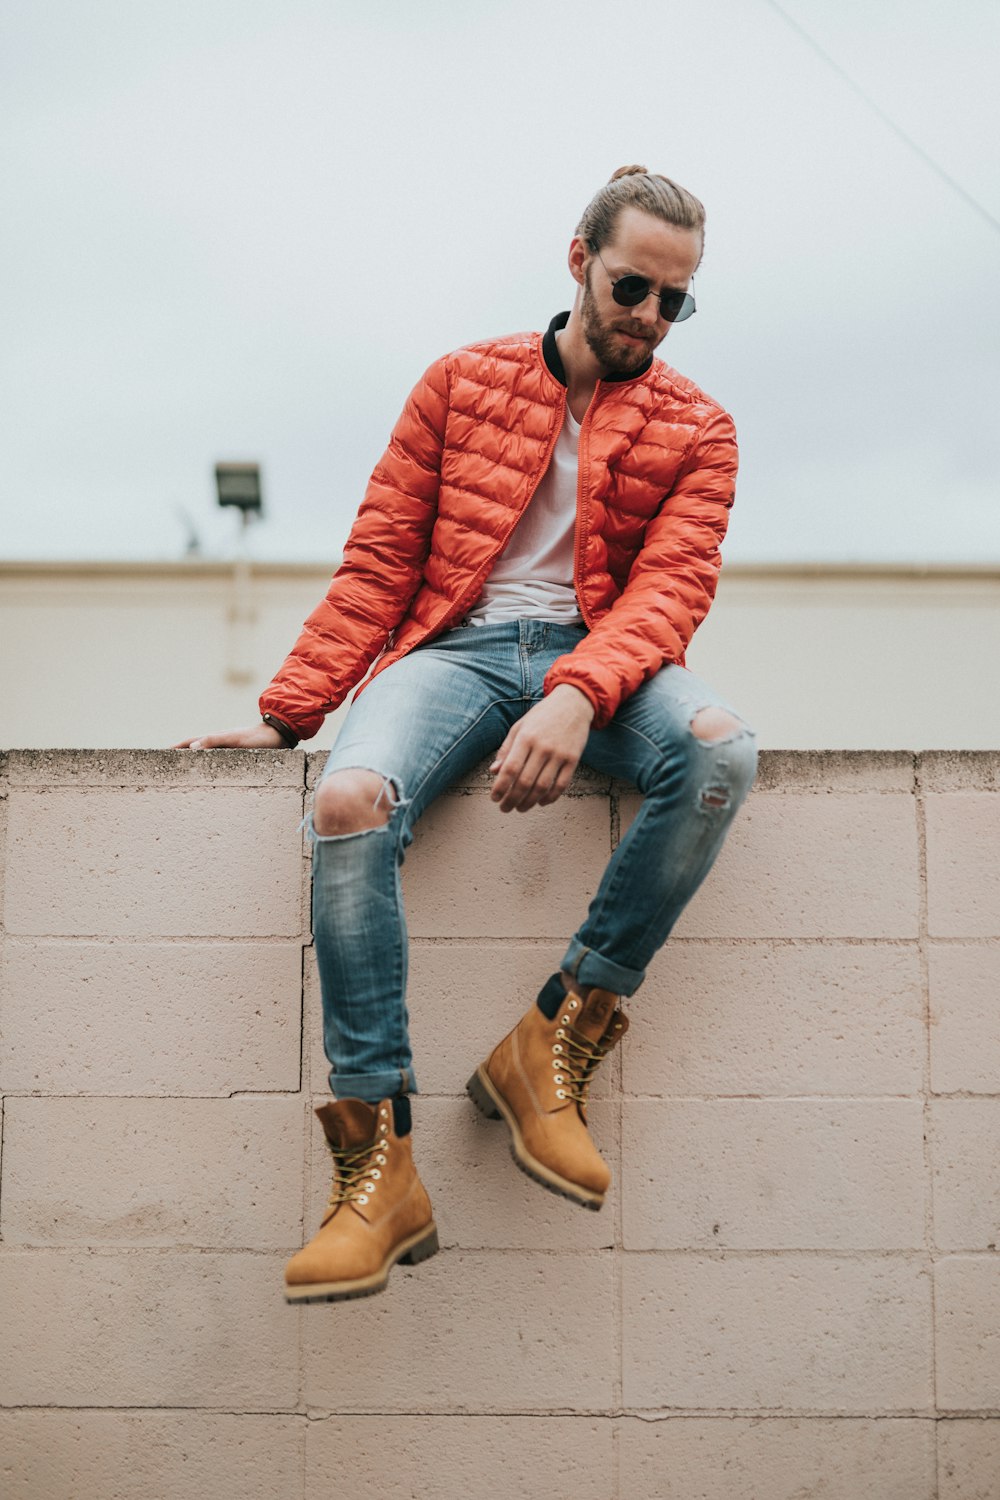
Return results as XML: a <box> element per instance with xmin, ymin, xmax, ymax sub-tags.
<box><xmin>284</xmin><ymin>1222</ymin><xmax>440</xmax><ymax>1304</ymax></box>
<box><xmin>467</xmin><ymin>1066</ymin><xmax>605</xmax><ymax>1211</ymax></box>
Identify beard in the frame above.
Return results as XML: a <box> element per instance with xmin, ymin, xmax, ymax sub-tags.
<box><xmin>580</xmin><ymin>266</ymin><xmax>661</xmax><ymax>377</ymax></box>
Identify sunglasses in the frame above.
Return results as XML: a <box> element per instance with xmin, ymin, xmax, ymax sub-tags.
<box><xmin>592</xmin><ymin>246</ymin><xmax>696</xmax><ymax>324</ymax></box>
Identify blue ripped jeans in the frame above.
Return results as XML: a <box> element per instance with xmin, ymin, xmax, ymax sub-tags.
<box><xmin>310</xmin><ymin>620</ymin><xmax>757</xmax><ymax>1101</ymax></box>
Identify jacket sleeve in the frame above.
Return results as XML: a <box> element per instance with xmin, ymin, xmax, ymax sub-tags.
<box><xmin>544</xmin><ymin>404</ymin><xmax>737</xmax><ymax>728</ymax></box>
<box><xmin>258</xmin><ymin>358</ymin><xmax>450</xmax><ymax>740</ymax></box>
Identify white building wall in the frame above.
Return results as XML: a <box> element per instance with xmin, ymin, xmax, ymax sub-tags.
<box><xmin>2</xmin><ymin>562</ymin><xmax>998</xmax><ymax>750</ymax></box>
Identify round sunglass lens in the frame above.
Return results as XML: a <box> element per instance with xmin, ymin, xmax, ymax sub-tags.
<box><xmin>661</xmin><ymin>291</ymin><xmax>696</xmax><ymax>323</ymax></box>
<box><xmin>612</xmin><ymin>275</ymin><xmax>650</xmax><ymax>308</ymax></box>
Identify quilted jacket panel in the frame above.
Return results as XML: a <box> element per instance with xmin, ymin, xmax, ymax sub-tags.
<box><xmin>259</xmin><ymin>321</ymin><xmax>737</xmax><ymax>738</ymax></box>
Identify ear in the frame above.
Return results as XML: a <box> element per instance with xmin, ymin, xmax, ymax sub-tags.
<box><xmin>567</xmin><ymin>235</ymin><xmax>589</xmax><ymax>289</ymax></box>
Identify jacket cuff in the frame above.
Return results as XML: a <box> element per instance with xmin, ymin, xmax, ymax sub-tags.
<box><xmin>542</xmin><ymin>669</ymin><xmax>610</xmax><ymax>729</ymax></box>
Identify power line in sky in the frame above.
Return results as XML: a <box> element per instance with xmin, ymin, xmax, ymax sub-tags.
<box><xmin>761</xmin><ymin>0</ymin><xmax>1000</xmax><ymax>237</ymax></box>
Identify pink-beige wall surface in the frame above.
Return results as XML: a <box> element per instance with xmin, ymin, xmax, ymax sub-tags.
<box><xmin>1</xmin><ymin>748</ymin><xmax>999</xmax><ymax>1499</ymax></box>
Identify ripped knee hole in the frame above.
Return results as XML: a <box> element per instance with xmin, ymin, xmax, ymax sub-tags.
<box><xmin>313</xmin><ymin>770</ymin><xmax>399</xmax><ymax>836</ymax></box>
<box><xmin>690</xmin><ymin>707</ymin><xmax>745</xmax><ymax>743</ymax></box>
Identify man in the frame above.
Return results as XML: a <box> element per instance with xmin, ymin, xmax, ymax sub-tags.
<box><xmin>178</xmin><ymin>165</ymin><xmax>757</xmax><ymax>1304</ymax></box>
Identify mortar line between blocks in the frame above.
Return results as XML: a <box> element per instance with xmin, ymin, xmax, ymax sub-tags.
<box><xmin>0</xmin><ymin>1096</ymin><xmax>6</xmax><ymax>1242</ymax></box>
<box><xmin>914</xmin><ymin>765</ymin><xmax>940</xmax><ymax>1431</ymax></box>
<box><xmin>404</xmin><ymin>934</ymin><xmax>950</xmax><ymax>949</ymax></box>
<box><xmin>2</xmin><ymin>1402</ymin><xmax>981</xmax><ymax>1418</ymax></box>
<box><xmin>297</xmin><ymin>1403</ymin><xmax>308</xmax><ymax>1500</ymax></box>
<box><xmin>610</xmin><ymin>782</ymin><xmax>624</xmax><ymax>1428</ymax></box>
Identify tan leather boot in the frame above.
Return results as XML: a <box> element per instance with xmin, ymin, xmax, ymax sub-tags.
<box><xmin>467</xmin><ymin>986</ymin><xmax>628</xmax><ymax>1210</ymax></box>
<box><xmin>284</xmin><ymin>1098</ymin><xmax>438</xmax><ymax>1303</ymax></box>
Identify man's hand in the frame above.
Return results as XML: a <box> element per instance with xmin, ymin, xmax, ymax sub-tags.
<box><xmin>490</xmin><ymin>684</ymin><xmax>595</xmax><ymax>813</ymax></box>
<box><xmin>173</xmin><ymin>724</ymin><xmax>286</xmax><ymax>750</ymax></box>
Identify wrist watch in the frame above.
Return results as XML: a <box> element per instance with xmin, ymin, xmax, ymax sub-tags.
<box><xmin>261</xmin><ymin>713</ymin><xmax>299</xmax><ymax>749</ymax></box>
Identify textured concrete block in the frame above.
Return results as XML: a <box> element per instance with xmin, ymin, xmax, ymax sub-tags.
<box><xmin>936</xmin><ymin>1257</ymin><xmax>1000</xmax><ymax>1410</ymax></box>
<box><xmin>622</xmin><ymin>1254</ymin><xmax>932</xmax><ymax>1411</ymax></box>
<box><xmin>938</xmin><ymin>1418</ymin><xmax>1000</xmax><ymax>1499</ymax></box>
<box><xmin>5</xmin><ymin>787</ymin><xmax>304</xmax><ymax>936</ymax></box>
<box><xmin>930</xmin><ymin>944</ymin><xmax>1000</xmax><ymax>1094</ymax></box>
<box><xmin>622</xmin><ymin>792</ymin><xmax>920</xmax><ymax>938</ymax></box>
<box><xmin>300</xmin><ymin>1096</ymin><xmax>617</xmax><ymax>1253</ymax></box>
<box><xmin>0</xmin><ymin>1251</ymin><xmax>298</xmax><ymax>1408</ymax></box>
<box><xmin>0</xmin><ymin>1411</ymin><xmax>304</xmax><ymax>1500</ymax></box>
<box><xmin>2</xmin><ymin>1097</ymin><xmax>304</xmax><ymax>1248</ymax></box>
<box><xmin>306</xmin><ymin>1415</ymin><xmax>612</xmax><ymax>1499</ymax></box>
<box><xmin>919</xmin><ymin>752</ymin><xmax>1000</xmax><ymax>793</ymax></box>
<box><xmin>303</xmin><ymin>1250</ymin><xmax>614</xmax><ymax>1412</ymax></box>
<box><xmin>618</xmin><ymin>1416</ymin><xmax>935</xmax><ymax>1499</ymax></box>
<box><xmin>0</xmin><ymin>940</ymin><xmax>302</xmax><ymax>1094</ymax></box>
<box><xmin>932</xmin><ymin>1100</ymin><xmax>1000</xmax><ymax>1251</ymax></box>
<box><xmin>6</xmin><ymin>747</ymin><xmax>306</xmax><ymax>788</ymax></box>
<box><xmin>622</xmin><ymin>1100</ymin><xmax>925</xmax><ymax>1250</ymax></box>
<box><xmin>755</xmin><ymin>752</ymin><xmax>916</xmax><ymax>793</ymax></box>
<box><xmin>926</xmin><ymin>794</ymin><xmax>1000</xmax><ymax>937</ymax></box>
<box><xmin>404</xmin><ymin>790</ymin><xmax>611</xmax><ymax>938</ymax></box>
<box><xmin>624</xmin><ymin>941</ymin><xmax>924</xmax><ymax>1097</ymax></box>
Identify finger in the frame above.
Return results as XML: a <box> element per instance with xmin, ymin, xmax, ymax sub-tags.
<box><xmin>497</xmin><ymin>750</ymin><xmax>549</xmax><ymax>813</ymax></box>
<box><xmin>517</xmin><ymin>766</ymin><xmax>563</xmax><ymax>812</ymax></box>
<box><xmin>489</xmin><ymin>726</ymin><xmax>519</xmax><ymax>776</ymax></box>
<box><xmin>490</xmin><ymin>741</ymin><xmax>530</xmax><ymax>801</ymax></box>
<box><xmin>494</xmin><ymin>751</ymin><xmax>538</xmax><ymax>810</ymax></box>
<box><xmin>537</xmin><ymin>770</ymin><xmax>572</xmax><ymax>806</ymax></box>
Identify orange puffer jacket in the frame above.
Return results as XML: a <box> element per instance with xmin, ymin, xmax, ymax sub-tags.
<box><xmin>260</xmin><ymin>312</ymin><xmax>737</xmax><ymax>738</ymax></box>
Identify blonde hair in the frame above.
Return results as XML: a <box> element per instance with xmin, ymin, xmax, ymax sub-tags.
<box><xmin>576</xmin><ymin>164</ymin><xmax>706</xmax><ymax>254</ymax></box>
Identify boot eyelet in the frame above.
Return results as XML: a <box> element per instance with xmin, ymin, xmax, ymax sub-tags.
<box><xmin>554</xmin><ymin>1075</ymin><xmax>564</xmax><ymax>1085</ymax></box>
<box><xmin>568</xmin><ymin>999</ymin><xmax>579</xmax><ymax>1009</ymax></box>
<box><xmin>364</xmin><ymin>1182</ymin><xmax>375</xmax><ymax>1192</ymax></box>
<box><xmin>370</xmin><ymin>1169</ymin><xmax>382</xmax><ymax>1179</ymax></box>
<box><xmin>553</xmin><ymin>1044</ymin><xmax>563</xmax><ymax>1054</ymax></box>
<box><xmin>357</xmin><ymin>1194</ymin><xmax>369</xmax><ymax>1204</ymax></box>
<box><xmin>560</xmin><ymin>1016</ymin><xmax>570</xmax><ymax>1026</ymax></box>
<box><xmin>375</xmin><ymin>1154</ymin><xmax>386</xmax><ymax>1165</ymax></box>
<box><xmin>556</xmin><ymin>1089</ymin><xmax>566</xmax><ymax>1099</ymax></box>
<box><xmin>556</xmin><ymin>1028</ymin><xmax>566</xmax><ymax>1038</ymax></box>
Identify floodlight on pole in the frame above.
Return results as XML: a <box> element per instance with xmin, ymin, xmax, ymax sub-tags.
<box><xmin>215</xmin><ymin>462</ymin><xmax>263</xmax><ymax>531</ymax></box>
<box><xmin>214</xmin><ymin>462</ymin><xmax>262</xmax><ymax>685</ymax></box>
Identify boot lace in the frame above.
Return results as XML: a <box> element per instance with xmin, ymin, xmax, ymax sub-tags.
<box><xmin>552</xmin><ymin>1007</ymin><xmax>624</xmax><ymax>1104</ymax></box>
<box><xmin>324</xmin><ymin>1136</ymin><xmax>388</xmax><ymax>1212</ymax></box>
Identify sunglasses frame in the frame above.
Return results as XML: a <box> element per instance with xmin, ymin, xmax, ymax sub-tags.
<box><xmin>591</xmin><ymin>245</ymin><xmax>696</xmax><ymax>324</ymax></box>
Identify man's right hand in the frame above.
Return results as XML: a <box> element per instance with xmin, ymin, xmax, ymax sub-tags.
<box><xmin>173</xmin><ymin>724</ymin><xmax>286</xmax><ymax>750</ymax></box>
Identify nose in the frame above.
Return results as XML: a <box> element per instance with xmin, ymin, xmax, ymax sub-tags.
<box><xmin>631</xmin><ymin>293</ymin><xmax>661</xmax><ymax>329</ymax></box>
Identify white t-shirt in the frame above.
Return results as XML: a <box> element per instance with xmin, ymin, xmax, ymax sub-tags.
<box><xmin>466</xmin><ymin>406</ymin><xmax>583</xmax><ymax>625</ymax></box>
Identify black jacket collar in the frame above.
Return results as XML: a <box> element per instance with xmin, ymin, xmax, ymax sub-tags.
<box><xmin>541</xmin><ymin>310</ymin><xmax>654</xmax><ymax>386</ymax></box>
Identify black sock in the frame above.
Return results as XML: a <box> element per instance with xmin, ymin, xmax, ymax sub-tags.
<box><xmin>536</xmin><ymin>973</ymin><xmax>566</xmax><ymax>1020</ymax></box>
<box><xmin>392</xmin><ymin>1095</ymin><xmax>412</xmax><ymax>1136</ymax></box>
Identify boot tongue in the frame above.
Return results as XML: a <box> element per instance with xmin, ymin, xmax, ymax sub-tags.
<box><xmin>316</xmin><ymin>1099</ymin><xmax>379</xmax><ymax>1150</ymax></box>
<box><xmin>572</xmin><ymin>987</ymin><xmax>620</xmax><ymax>1044</ymax></box>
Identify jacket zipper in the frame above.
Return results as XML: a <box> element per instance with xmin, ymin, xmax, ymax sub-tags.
<box><xmin>572</xmin><ymin>380</ymin><xmax>602</xmax><ymax>630</ymax></box>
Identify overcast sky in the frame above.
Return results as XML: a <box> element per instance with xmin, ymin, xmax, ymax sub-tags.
<box><xmin>3</xmin><ymin>0</ymin><xmax>998</xmax><ymax>566</ymax></box>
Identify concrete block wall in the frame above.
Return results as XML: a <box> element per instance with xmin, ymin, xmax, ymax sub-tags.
<box><xmin>1</xmin><ymin>747</ymin><xmax>998</xmax><ymax>1499</ymax></box>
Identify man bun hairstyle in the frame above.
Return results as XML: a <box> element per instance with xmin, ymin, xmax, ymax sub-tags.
<box><xmin>577</xmin><ymin>164</ymin><xmax>706</xmax><ymax>255</ymax></box>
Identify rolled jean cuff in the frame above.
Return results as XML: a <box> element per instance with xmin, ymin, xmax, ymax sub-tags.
<box><xmin>560</xmin><ymin>940</ymin><xmax>644</xmax><ymax>998</ymax></box>
<box><xmin>328</xmin><ymin>1065</ymin><xmax>417</xmax><ymax>1102</ymax></box>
